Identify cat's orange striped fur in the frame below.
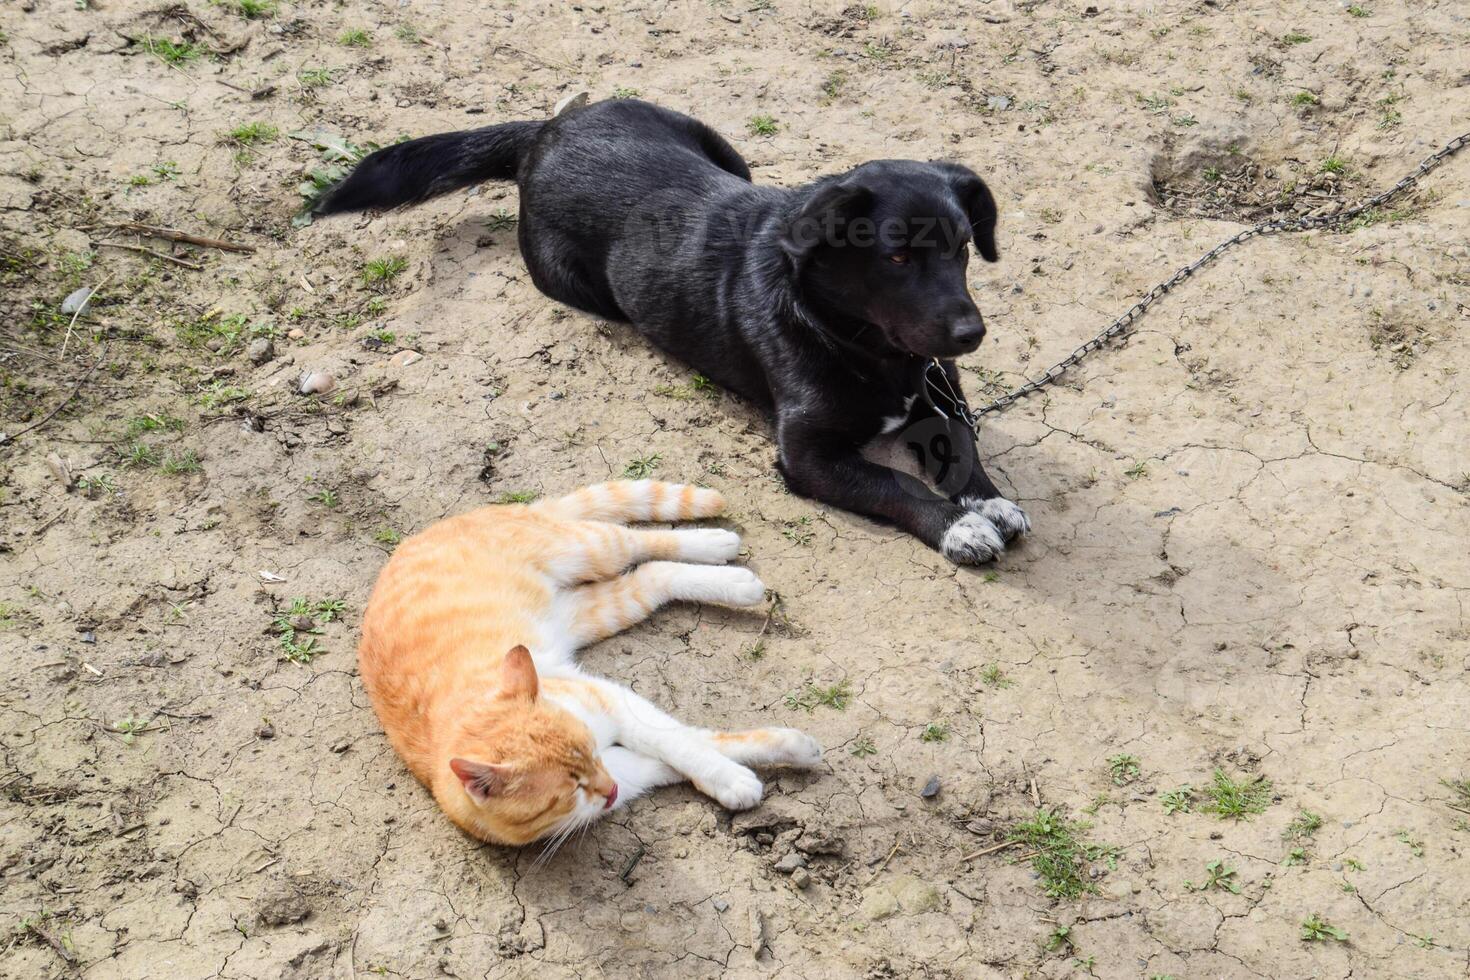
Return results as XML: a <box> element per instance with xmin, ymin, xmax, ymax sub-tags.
<box><xmin>359</xmin><ymin>480</ymin><xmax>822</xmax><ymax>847</ymax></box>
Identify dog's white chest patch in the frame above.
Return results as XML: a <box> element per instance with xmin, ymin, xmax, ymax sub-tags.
<box><xmin>879</xmin><ymin>395</ymin><xmax>918</xmax><ymax>434</ymax></box>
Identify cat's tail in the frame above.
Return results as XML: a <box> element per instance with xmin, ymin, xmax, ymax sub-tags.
<box><xmin>536</xmin><ymin>481</ymin><xmax>726</xmax><ymax>524</ymax></box>
<box><xmin>314</xmin><ymin>120</ymin><xmax>543</xmax><ymax>215</ymax></box>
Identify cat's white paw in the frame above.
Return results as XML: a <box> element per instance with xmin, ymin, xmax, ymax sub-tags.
<box><xmin>940</xmin><ymin>512</ymin><xmax>1005</xmax><ymax>565</ymax></box>
<box><xmin>768</xmin><ymin>729</ymin><xmax>823</xmax><ymax>766</ymax></box>
<box><xmin>958</xmin><ymin>496</ymin><xmax>1031</xmax><ymax>542</ymax></box>
<box><xmin>699</xmin><ymin>763</ymin><xmax>764</xmax><ymax>811</ymax></box>
<box><xmin>675</xmin><ymin>565</ymin><xmax>766</xmax><ymax>606</ymax></box>
<box><xmin>677</xmin><ymin>528</ymin><xmax>742</xmax><ymax>564</ymax></box>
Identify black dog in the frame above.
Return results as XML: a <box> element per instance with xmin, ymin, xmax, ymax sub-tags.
<box><xmin>319</xmin><ymin>99</ymin><xmax>1029</xmax><ymax>564</ymax></box>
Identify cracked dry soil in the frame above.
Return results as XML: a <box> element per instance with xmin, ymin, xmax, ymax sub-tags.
<box><xmin>2</xmin><ymin>1</ymin><xmax>1468</xmax><ymax>978</ymax></box>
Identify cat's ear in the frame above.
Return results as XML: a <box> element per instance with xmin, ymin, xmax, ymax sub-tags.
<box><xmin>449</xmin><ymin>757</ymin><xmax>508</xmax><ymax>804</ymax></box>
<box><xmin>499</xmin><ymin>645</ymin><xmax>539</xmax><ymax>701</ymax></box>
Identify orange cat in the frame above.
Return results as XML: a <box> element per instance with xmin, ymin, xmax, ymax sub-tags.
<box><xmin>359</xmin><ymin>480</ymin><xmax>822</xmax><ymax>847</ymax></box>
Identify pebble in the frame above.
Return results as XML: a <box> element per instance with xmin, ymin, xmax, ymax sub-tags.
<box><xmin>287</xmin><ymin>328</ymin><xmax>305</xmax><ymax>340</ymax></box>
<box><xmin>247</xmin><ymin>338</ymin><xmax>276</xmax><ymax>365</ymax></box>
<box><xmin>773</xmin><ymin>852</ymin><xmax>806</xmax><ymax>874</ymax></box>
<box><xmin>299</xmin><ymin>371</ymin><xmax>336</xmax><ymax>396</ymax></box>
<box><xmin>795</xmin><ymin>829</ymin><xmax>844</xmax><ymax>855</ymax></box>
<box><xmin>920</xmin><ymin>775</ymin><xmax>941</xmax><ymax>798</ymax></box>
<box><xmin>791</xmin><ymin>868</ymin><xmax>812</xmax><ymax>890</ymax></box>
<box><xmin>61</xmin><ymin>285</ymin><xmax>96</xmax><ymax>317</ymax></box>
<box><xmin>712</xmin><ymin>898</ymin><xmax>729</xmax><ymax>913</ymax></box>
<box><xmin>45</xmin><ymin>452</ymin><xmax>73</xmax><ymax>489</ymax></box>
<box><xmin>965</xmin><ymin>818</ymin><xmax>995</xmax><ymax>836</ymax></box>
<box><xmin>390</xmin><ymin>349</ymin><xmax>423</xmax><ymax>367</ymax></box>
<box><xmin>987</xmin><ymin>95</ymin><xmax>1011</xmax><ymax>112</ymax></box>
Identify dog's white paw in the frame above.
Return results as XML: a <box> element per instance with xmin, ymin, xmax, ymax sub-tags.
<box><xmin>964</xmin><ymin>497</ymin><xmax>1030</xmax><ymax>542</ymax></box>
<box><xmin>677</xmin><ymin>528</ymin><xmax>742</xmax><ymax>564</ymax></box>
<box><xmin>698</xmin><ymin>763</ymin><xmax>764</xmax><ymax>810</ymax></box>
<box><xmin>940</xmin><ymin>512</ymin><xmax>1006</xmax><ymax>565</ymax></box>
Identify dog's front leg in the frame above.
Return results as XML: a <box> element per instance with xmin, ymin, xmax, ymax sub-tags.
<box><xmin>777</xmin><ymin>421</ymin><xmax>1007</xmax><ymax>565</ymax></box>
<box><xmin>909</xmin><ymin>362</ymin><xmax>1031</xmax><ymax>545</ymax></box>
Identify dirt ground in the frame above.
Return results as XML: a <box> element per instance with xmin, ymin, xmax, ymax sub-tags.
<box><xmin>2</xmin><ymin>1</ymin><xmax>1468</xmax><ymax>977</ymax></box>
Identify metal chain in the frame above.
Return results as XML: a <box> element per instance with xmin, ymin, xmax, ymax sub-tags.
<box><xmin>973</xmin><ymin>131</ymin><xmax>1470</xmax><ymax>418</ymax></box>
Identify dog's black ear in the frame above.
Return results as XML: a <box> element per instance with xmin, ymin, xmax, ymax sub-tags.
<box><xmin>779</xmin><ymin>180</ymin><xmax>873</xmax><ymax>265</ymax></box>
<box><xmin>943</xmin><ymin>167</ymin><xmax>999</xmax><ymax>263</ymax></box>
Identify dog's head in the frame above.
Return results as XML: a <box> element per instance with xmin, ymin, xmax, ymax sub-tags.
<box><xmin>780</xmin><ymin>160</ymin><xmax>999</xmax><ymax>359</ymax></box>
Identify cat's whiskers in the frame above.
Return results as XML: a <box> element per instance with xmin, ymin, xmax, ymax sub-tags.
<box><xmin>533</xmin><ymin>811</ymin><xmax>589</xmax><ymax>869</ymax></box>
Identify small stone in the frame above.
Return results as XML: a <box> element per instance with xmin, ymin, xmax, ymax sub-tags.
<box><xmin>748</xmin><ymin>908</ymin><xmax>767</xmax><ymax>960</ymax></box>
<box><xmin>255</xmin><ymin>721</ymin><xmax>276</xmax><ymax>739</ymax></box>
<box><xmin>299</xmin><ymin>371</ymin><xmax>336</xmax><ymax>396</ymax></box>
<box><xmin>61</xmin><ymin>286</ymin><xmax>96</xmax><ymax>317</ymax></box>
<box><xmin>860</xmin><ymin>888</ymin><xmax>900</xmax><ymax>921</ymax></box>
<box><xmin>390</xmin><ymin>349</ymin><xmax>423</xmax><ymax>367</ymax></box>
<box><xmin>247</xmin><ymin>338</ymin><xmax>276</xmax><ymax>365</ymax></box>
<box><xmin>712</xmin><ymin>898</ymin><xmax>729</xmax><ymax>913</ymax></box>
<box><xmin>965</xmin><ymin>818</ymin><xmax>996</xmax><ymax>836</ymax></box>
<box><xmin>773</xmin><ymin>852</ymin><xmax>806</xmax><ymax>874</ymax></box>
<box><xmin>287</xmin><ymin>328</ymin><xmax>305</xmax><ymax>340</ymax></box>
<box><xmin>256</xmin><ymin>888</ymin><xmax>310</xmax><ymax>926</ymax></box>
<box><xmin>791</xmin><ymin>868</ymin><xmax>812</xmax><ymax>889</ymax></box>
<box><xmin>920</xmin><ymin>775</ymin><xmax>941</xmax><ymax>798</ymax></box>
<box><xmin>795</xmin><ymin>829</ymin><xmax>843</xmax><ymax>855</ymax></box>
<box><xmin>45</xmin><ymin>452</ymin><xmax>73</xmax><ymax>490</ymax></box>
<box><xmin>987</xmin><ymin>95</ymin><xmax>1011</xmax><ymax>112</ymax></box>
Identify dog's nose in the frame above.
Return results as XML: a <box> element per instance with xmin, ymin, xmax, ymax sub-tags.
<box><xmin>951</xmin><ymin>315</ymin><xmax>986</xmax><ymax>348</ymax></box>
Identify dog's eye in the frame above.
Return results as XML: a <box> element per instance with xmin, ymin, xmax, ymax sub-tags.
<box><xmin>889</xmin><ymin>252</ymin><xmax>911</xmax><ymax>266</ymax></box>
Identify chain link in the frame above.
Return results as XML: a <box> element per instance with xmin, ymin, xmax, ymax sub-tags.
<box><xmin>973</xmin><ymin>131</ymin><xmax>1470</xmax><ymax>418</ymax></box>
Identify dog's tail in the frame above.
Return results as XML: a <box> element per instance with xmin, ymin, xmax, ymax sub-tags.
<box><xmin>314</xmin><ymin>120</ymin><xmax>543</xmax><ymax>215</ymax></box>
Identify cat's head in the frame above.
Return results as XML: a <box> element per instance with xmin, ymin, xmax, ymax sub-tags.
<box><xmin>438</xmin><ymin>646</ymin><xmax>618</xmax><ymax>845</ymax></box>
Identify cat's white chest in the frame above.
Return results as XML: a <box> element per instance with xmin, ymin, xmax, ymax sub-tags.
<box><xmin>542</xmin><ymin>686</ymin><xmax>618</xmax><ymax>748</ymax></box>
